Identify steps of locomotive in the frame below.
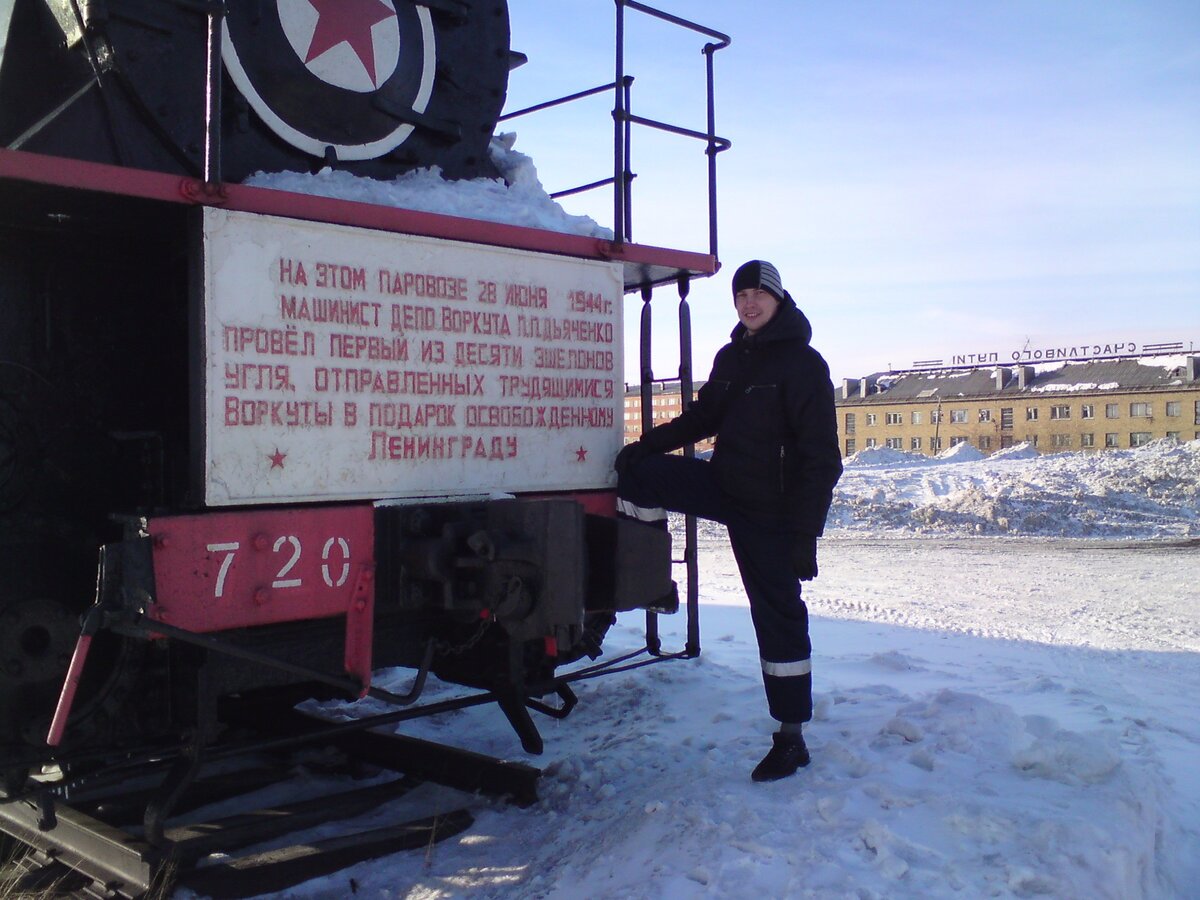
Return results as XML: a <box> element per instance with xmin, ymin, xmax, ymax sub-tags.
<box><xmin>0</xmin><ymin>721</ymin><xmax>539</xmax><ymax>899</ymax></box>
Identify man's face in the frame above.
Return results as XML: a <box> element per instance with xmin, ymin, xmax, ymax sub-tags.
<box><xmin>734</xmin><ymin>288</ymin><xmax>780</xmax><ymax>334</ymax></box>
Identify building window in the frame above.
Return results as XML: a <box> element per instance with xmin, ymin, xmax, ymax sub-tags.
<box><xmin>1001</xmin><ymin>408</ymin><xmax>1013</xmax><ymax>429</ymax></box>
<box><xmin>1166</xmin><ymin>401</ymin><xmax>1181</xmax><ymax>417</ymax></box>
<box><xmin>1000</xmin><ymin>435</ymin><xmax>1014</xmax><ymax>449</ymax></box>
<box><xmin>885</xmin><ymin>412</ymin><xmax>903</xmax><ymax>425</ymax></box>
<box><xmin>1130</xmin><ymin>432</ymin><xmax>1152</xmax><ymax>447</ymax></box>
<box><xmin>865</xmin><ymin>438</ymin><xmax>877</xmax><ymax>448</ymax></box>
<box><xmin>930</xmin><ymin>410</ymin><xmax>943</xmax><ymax>424</ymax></box>
<box><xmin>1167</xmin><ymin>431</ymin><xmax>1181</xmax><ymax>441</ymax></box>
<box><xmin>1105</xmin><ymin>433</ymin><xmax>1119</xmax><ymax>448</ymax></box>
<box><xmin>1105</xmin><ymin>403</ymin><xmax>1119</xmax><ymax>418</ymax></box>
<box><xmin>951</xmin><ymin>409</ymin><xmax>967</xmax><ymax>424</ymax></box>
<box><xmin>978</xmin><ymin>435</ymin><xmax>992</xmax><ymax>450</ymax></box>
<box><xmin>1081</xmin><ymin>433</ymin><xmax>1095</xmax><ymax>447</ymax></box>
<box><xmin>978</xmin><ymin>409</ymin><xmax>992</xmax><ymax>423</ymax></box>
<box><xmin>845</xmin><ymin>413</ymin><xmax>856</xmax><ymax>435</ymax></box>
<box><xmin>950</xmin><ymin>436</ymin><xmax>968</xmax><ymax>447</ymax></box>
<box><xmin>885</xmin><ymin>437</ymin><xmax>903</xmax><ymax>449</ymax></box>
<box><xmin>911</xmin><ymin>437</ymin><xmax>922</xmax><ymax>450</ymax></box>
<box><xmin>931</xmin><ymin>436</ymin><xmax>943</xmax><ymax>451</ymax></box>
<box><xmin>1026</xmin><ymin>407</ymin><xmax>1039</xmax><ymax>421</ymax></box>
<box><xmin>911</xmin><ymin>411</ymin><xmax>923</xmax><ymax>425</ymax></box>
<box><xmin>845</xmin><ymin>438</ymin><xmax>856</xmax><ymax>455</ymax></box>
<box><xmin>1081</xmin><ymin>404</ymin><xmax>1095</xmax><ymax>419</ymax></box>
<box><xmin>865</xmin><ymin>413</ymin><xmax>878</xmax><ymax>426</ymax></box>
<box><xmin>1026</xmin><ymin>434</ymin><xmax>1039</xmax><ymax>447</ymax></box>
<box><xmin>1050</xmin><ymin>405</ymin><xmax>1071</xmax><ymax>420</ymax></box>
<box><xmin>1052</xmin><ymin>434</ymin><xmax>1072</xmax><ymax>448</ymax></box>
<box><xmin>1196</xmin><ymin>401</ymin><xmax>1200</xmax><ymax>425</ymax></box>
<box><xmin>1130</xmin><ymin>402</ymin><xmax>1152</xmax><ymax>418</ymax></box>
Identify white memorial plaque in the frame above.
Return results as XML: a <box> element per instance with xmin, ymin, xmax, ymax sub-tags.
<box><xmin>201</xmin><ymin>208</ymin><xmax>624</xmax><ymax>505</ymax></box>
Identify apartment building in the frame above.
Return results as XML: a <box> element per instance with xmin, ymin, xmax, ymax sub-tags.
<box><xmin>623</xmin><ymin>380</ymin><xmax>714</xmax><ymax>452</ymax></box>
<box><xmin>835</xmin><ymin>355</ymin><xmax>1200</xmax><ymax>458</ymax></box>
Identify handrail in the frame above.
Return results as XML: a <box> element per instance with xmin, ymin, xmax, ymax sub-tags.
<box><xmin>621</xmin><ymin>0</ymin><xmax>731</xmax><ymax>48</ymax></box>
<box><xmin>497</xmin><ymin>82</ymin><xmax>620</xmax><ymax>122</ymax></box>
<box><xmin>501</xmin><ymin>0</ymin><xmax>730</xmax><ymax>258</ymax></box>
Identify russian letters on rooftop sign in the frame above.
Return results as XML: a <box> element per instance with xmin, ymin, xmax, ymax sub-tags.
<box><xmin>202</xmin><ymin>208</ymin><xmax>623</xmax><ymax>505</ymax></box>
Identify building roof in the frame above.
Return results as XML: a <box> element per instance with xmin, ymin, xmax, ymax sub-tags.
<box><xmin>837</xmin><ymin>355</ymin><xmax>1199</xmax><ymax>404</ymax></box>
<box><xmin>625</xmin><ymin>379</ymin><xmax>708</xmax><ymax>396</ymax></box>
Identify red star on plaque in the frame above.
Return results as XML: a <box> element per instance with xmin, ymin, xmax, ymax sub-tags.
<box><xmin>268</xmin><ymin>448</ymin><xmax>287</xmax><ymax>469</ymax></box>
<box><xmin>576</xmin><ymin>446</ymin><xmax>589</xmax><ymax>462</ymax></box>
<box><xmin>304</xmin><ymin>0</ymin><xmax>397</xmax><ymax>87</ymax></box>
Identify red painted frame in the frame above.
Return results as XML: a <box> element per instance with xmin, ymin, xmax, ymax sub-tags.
<box><xmin>147</xmin><ymin>504</ymin><xmax>377</xmax><ymax>691</ymax></box>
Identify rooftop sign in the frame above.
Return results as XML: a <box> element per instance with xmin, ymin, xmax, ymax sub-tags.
<box><xmin>912</xmin><ymin>339</ymin><xmax>1194</xmax><ymax>370</ymax></box>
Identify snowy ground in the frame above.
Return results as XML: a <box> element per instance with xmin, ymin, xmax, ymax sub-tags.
<box><xmin>179</xmin><ymin>440</ymin><xmax>1200</xmax><ymax>900</ymax></box>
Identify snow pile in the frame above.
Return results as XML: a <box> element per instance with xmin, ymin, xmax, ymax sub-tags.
<box><xmin>1030</xmin><ymin>381</ymin><xmax>1101</xmax><ymax>393</ymax></box>
<box><xmin>842</xmin><ymin>446</ymin><xmax>928</xmax><ymax>468</ymax></box>
<box><xmin>988</xmin><ymin>441</ymin><xmax>1041</xmax><ymax>460</ymax></box>
<box><xmin>933</xmin><ymin>441</ymin><xmax>984</xmax><ymax>462</ymax></box>
<box><xmin>832</xmin><ymin>439</ymin><xmax>1200</xmax><ymax>537</ymax></box>
<box><xmin>244</xmin><ymin>133</ymin><xmax>612</xmax><ymax>239</ymax></box>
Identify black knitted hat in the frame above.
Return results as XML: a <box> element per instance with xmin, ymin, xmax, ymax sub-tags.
<box><xmin>731</xmin><ymin>260</ymin><xmax>785</xmax><ymax>304</ymax></box>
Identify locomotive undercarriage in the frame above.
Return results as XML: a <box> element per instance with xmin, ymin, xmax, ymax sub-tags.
<box><xmin>1</xmin><ymin>497</ymin><xmax>670</xmax><ymax>897</ymax></box>
<box><xmin>2</xmin><ymin>496</ymin><xmax>673</xmax><ymax>790</ymax></box>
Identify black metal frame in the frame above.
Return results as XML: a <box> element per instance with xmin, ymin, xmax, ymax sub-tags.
<box><xmin>636</xmin><ymin>277</ymin><xmax>701</xmax><ymax>662</ymax></box>
<box><xmin>498</xmin><ymin>0</ymin><xmax>730</xmax><ymax>256</ymax></box>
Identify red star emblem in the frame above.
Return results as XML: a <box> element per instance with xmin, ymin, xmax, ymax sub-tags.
<box><xmin>304</xmin><ymin>0</ymin><xmax>397</xmax><ymax>87</ymax></box>
<box><xmin>575</xmin><ymin>446</ymin><xmax>588</xmax><ymax>462</ymax></box>
<box><xmin>268</xmin><ymin>448</ymin><xmax>287</xmax><ymax>469</ymax></box>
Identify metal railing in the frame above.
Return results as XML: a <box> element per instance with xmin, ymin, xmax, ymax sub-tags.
<box><xmin>498</xmin><ymin>0</ymin><xmax>730</xmax><ymax>256</ymax></box>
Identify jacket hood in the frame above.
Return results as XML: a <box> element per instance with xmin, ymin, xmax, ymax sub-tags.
<box><xmin>730</xmin><ymin>290</ymin><xmax>813</xmax><ymax>345</ymax></box>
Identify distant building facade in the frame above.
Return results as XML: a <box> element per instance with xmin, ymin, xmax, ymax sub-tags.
<box><xmin>623</xmin><ymin>380</ymin><xmax>714</xmax><ymax>452</ymax></box>
<box><xmin>835</xmin><ymin>354</ymin><xmax>1200</xmax><ymax>458</ymax></box>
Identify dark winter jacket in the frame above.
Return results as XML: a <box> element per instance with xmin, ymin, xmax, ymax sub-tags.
<box><xmin>637</xmin><ymin>297</ymin><xmax>843</xmax><ymax>534</ymax></box>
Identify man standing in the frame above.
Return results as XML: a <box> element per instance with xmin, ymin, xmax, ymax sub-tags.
<box><xmin>615</xmin><ymin>260</ymin><xmax>842</xmax><ymax>782</ymax></box>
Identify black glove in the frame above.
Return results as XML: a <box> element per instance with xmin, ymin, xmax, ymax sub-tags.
<box><xmin>791</xmin><ymin>534</ymin><xmax>818</xmax><ymax>581</ymax></box>
<box><xmin>614</xmin><ymin>440</ymin><xmax>654</xmax><ymax>478</ymax></box>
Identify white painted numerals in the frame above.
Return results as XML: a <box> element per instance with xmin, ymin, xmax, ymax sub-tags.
<box><xmin>321</xmin><ymin>537</ymin><xmax>351</xmax><ymax>588</ymax></box>
<box><xmin>204</xmin><ymin>535</ymin><xmax>354</xmax><ymax>598</ymax></box>
<box><xmin>206</xmin><ymin>542</ymin><xmax>240</xmax><ymax>598</ymax></box>
<box><xmin>271</xmin><ymin>535</ymin><xmax>303</xmax><ymax>588</ymax></box>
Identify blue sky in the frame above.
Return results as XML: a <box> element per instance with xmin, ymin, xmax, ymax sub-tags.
<box><xmin>502</xmin><ymin>0</ymin><xmax>1200</xmax><ymax>383</ymax></box>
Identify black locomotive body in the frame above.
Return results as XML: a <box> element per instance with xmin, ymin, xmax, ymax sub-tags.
<box><xmin>0</xmin><ymin>0</ymin><xmax>725</xmax><ymax>801</ymax></box>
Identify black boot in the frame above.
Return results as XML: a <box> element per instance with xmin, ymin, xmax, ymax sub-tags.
<box><xmin>751</xmin><ymin>732</ymin><xmax>810</xmax><ymax>782</ymax></box>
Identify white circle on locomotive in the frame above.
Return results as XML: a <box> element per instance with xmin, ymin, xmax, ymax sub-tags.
<box><xmin>221</xmin><ymin>0</ymin><xmax>435</xmax><ymax>161</ymax></box>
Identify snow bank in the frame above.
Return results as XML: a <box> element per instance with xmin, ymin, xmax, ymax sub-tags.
<box><xmin>831</xmin><ymin>439</ymin><xmax>1200</xmax><ymax>538</ymax></box>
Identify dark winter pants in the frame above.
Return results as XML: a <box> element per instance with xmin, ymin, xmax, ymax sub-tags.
<box><xmin>617</xmin><ymin>453</ymin><xmax>813</xmax><ymax>724</ymax></box>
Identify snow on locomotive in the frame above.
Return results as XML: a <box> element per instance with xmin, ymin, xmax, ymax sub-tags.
<box><xmin>0</xmin><ymin>0</ymin><xmax>727</xmax><ymax>796</ymax></box>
